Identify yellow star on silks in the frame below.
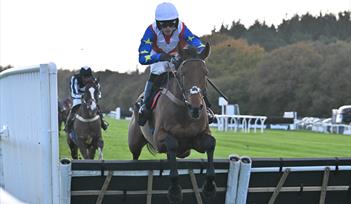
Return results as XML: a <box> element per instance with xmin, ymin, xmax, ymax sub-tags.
<box><xmin>140</xmin><ymin>50</ymin><xmax>149</xmax><ymax>54</ymax></box>
<box><xmin>144</xmin><ymin>55</ymin><xmax>151</xmax><ymax>62</ymax></box>
<box><xmin>187</xmin><ymin>36</ymin><xmax>195</xmax><ymax>41</ymax></box>
<box><xmin>143</xmin><ymin>38</ymin><xmax>152</xmax><ymax>45</ymax></box>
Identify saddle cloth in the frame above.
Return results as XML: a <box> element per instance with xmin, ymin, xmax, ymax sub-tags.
<box><xmin>150</xmin><ymin>90</ymin><xmax>162</xmax><ymax>109</ymax></box>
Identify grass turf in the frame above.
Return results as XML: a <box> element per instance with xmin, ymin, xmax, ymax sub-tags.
<box><xmin>59</xmin><ymin>118</ymin><xmax>351</xmax><ymax>160</ymax></box>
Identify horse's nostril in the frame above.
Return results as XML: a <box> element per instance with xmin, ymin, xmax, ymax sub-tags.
<box><xmin>193</xmin><ymin>110</ymin><xmax>199</xmax><ymax>118</ymax></box>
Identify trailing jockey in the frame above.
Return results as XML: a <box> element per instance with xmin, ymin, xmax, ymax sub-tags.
<box><xmin>64</xmin><ymin>66</ymin><xmax>108</xmax><ymax>133</ymax></box>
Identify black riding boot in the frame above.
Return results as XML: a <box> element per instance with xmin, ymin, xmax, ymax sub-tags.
<box><xmin>64</xmin><ymin>105</ymin><xmax>80</xmax><ymax>133</ymax></box>
<box><xmin>138</xmin><ymin>80</ymin><xmax>154</xmax><ymax>126</ymax></box>
<box><xmin>97</xmin><ymin>106</ymin><xmax>109</xmax><ymax>130</ymax></box>
<box><xmin>203</xmin><ymin>95</ymin><xmax>215</xmax><ymax>124</ymax></box>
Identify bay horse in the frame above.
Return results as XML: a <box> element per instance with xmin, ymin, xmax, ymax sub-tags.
<box><xmin>67</xmin><ymin>79</ymin><xmax>104</xmax><ymax>160</ymax></box>
<box><xmin>128</xmin><ymin>43</ymin><xmax>216</xmax><ymax>203</ymax></box>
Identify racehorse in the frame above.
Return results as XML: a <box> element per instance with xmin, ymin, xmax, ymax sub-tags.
<box><xmin>67</xmin><ymin>79</ymin><xmax>104</xmax><ymax>160</ymax></box>
<box><xmin>58</xmin><ymin>98</ymin><xmax>72</xmax><ymax>132</ymax></box>
<box><xmin>128</xmin><ymin>43</ymin><xmax>216</xmax><ymax>203</ymax></box>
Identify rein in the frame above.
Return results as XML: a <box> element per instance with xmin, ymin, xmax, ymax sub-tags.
<box><xmin>170</xmin><ymin>70</ymin><xmax>187</xmax><ymax>103</ymax></box>
<box><xmin>161</xmin><ymin>88</ymin><xmax>185</xmax><ymax>106</ymax></box>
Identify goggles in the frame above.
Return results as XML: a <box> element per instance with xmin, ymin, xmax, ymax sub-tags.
<box><xmin>158</xmin><ymin>19</ymin><xmax>178</xmax><ymax>29</ymax></box>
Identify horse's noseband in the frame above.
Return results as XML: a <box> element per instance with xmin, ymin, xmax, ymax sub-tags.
<box><xmin>185</xmin><ymin>85</ymin><xmax>204</xmax><ymax>120</ymax></box>
<box><xmin>185</xmin><ymin>86</ymin><xmax>202</xmax><ymax>104</ymax></box>
<box><xmin>190</xmin><ymin>86</ymin><xmax>201</xmax><ymax>95</ymax></box>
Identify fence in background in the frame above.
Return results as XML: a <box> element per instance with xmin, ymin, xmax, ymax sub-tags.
<box><xmin>214</xmin><ymin>114</ymin><xmax>267</xmax><ymax>133</ymax></box>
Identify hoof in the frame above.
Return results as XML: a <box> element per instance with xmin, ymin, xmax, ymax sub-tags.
<box><xmin>202</xmin><ymin>180</ymin><xmax>217</xmax><ymax>198</ymax></box>
<box><xmin>167</xmin><ymin>184</ymin><xmax>183</xmax><ymax>204</ymax></box>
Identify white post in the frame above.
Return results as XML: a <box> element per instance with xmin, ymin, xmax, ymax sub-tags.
<box><xmin>219</xmin><ymin>97</ymin><xmax>228</xmax><ymax>132</ymax></box>
<box><xmin>115</xmin><ymin>107</ymin><xmax>121</xmax><ymax>119</ymax></box>
<box><xmin>225</xmin><ymin>155</ymin><xmax>241</xmax><ymax>204</ymax></box>
<box><xmin>40</xmin><ymin>63</ymin><xmax>60</xmax><ymax>204</ymax></box>
<box><xmin>236</xmin><ymin>156</ymin><xmax>252</xmax><ymax>204</ymax></box>
<box><xmin>59</xmin><ymin>159</ymin><xmax>72</xmax><ymax>204</ymax></box>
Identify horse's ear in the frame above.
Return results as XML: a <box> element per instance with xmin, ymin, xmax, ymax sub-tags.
<box><xmin>200</xmin><ymin>42</ymin><xmax>210</xmax><ymax>60</ymax></box>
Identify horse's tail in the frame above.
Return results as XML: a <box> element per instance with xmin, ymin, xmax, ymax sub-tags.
<box><xmin>146</xmin><ymin>143</ymin><xmax>157</xmax><ymax>156</ymax></box>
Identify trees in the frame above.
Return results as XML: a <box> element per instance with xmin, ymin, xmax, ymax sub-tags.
<box><xmin>248</xmin><ymin>43</ymin><xmax>323</xmax><ymax>116</ymax></box>
<box><xmin>218</xmin><ymin>11</ymin><xmax>351</xmax><ymax>51</ymax></box>
<box><xmin>205</xmin><ymin>39</ymin><xmax>265</xmax><ymax>113</ymax></box>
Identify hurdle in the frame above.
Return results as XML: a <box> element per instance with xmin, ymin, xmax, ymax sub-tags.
<box><xmin>60</xmin><ymin>157</ymin><xmax>351</xmax><ymax>204</ymax></box>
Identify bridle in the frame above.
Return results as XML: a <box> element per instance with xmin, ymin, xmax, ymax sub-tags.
<box><xmin>170</xmin><ymin>59</ymin><xmax>207</xmax><ymax>110</ymax></box>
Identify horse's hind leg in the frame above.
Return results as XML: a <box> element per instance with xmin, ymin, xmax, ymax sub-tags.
<box><xmin>58</xmin><ymin>119</ymin><xmax>61</xmax><ymax>132</ymax></box>
<box><xmin>193</xmin><ymin>134</ymin><xmax>217</xmax><ymax>198</ymax></box>
<box><xmin>128</xmin><ymin>116</ymin><xmax>147</xmax><ymax>160</ymax></box>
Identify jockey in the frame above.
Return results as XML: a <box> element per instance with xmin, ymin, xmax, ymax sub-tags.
<box><xmin>137</xmin><ymin>2</ymin><xmax>214</xmax><ymax>126</ymax></box>
<box><xmin>64</xmin><ymin>66</ymin><xmax>108</xmax><ymax>133</ymax></box>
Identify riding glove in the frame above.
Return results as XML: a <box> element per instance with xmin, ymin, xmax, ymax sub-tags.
<box><xmin>159</xmin><ymin>53</ymin><xmax>172</xmax><ymax>62</ymax></box>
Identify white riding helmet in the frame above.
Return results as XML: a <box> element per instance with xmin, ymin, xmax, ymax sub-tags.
<box><xmin>155</xmin><ymin>2</ymin><xmax>179</xmax><ymax>21</ymax></box>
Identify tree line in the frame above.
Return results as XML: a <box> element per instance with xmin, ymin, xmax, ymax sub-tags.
<box><xmin>218</xmin><ymin>11</ymin><xmax>351</xmax><ymax>51</ymax></box>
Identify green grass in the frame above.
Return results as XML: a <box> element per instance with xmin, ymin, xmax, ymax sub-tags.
<box><xmin>59</xmin><ymin>118</ymin><xmax>351</xmax><ymax>160</ymax></box>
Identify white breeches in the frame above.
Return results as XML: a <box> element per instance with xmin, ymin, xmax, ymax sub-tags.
<box><xmin>72</xmin><ymin>98</ymin><xmax>81</xmax><ymax>107</ymax></box>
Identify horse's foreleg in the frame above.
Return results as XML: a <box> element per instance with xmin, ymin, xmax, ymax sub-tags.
<box><xmin>86</xmin><ymin>136</ymin><xmax>102</xmax><ymax>160</ymax></box>
<box><xmin>193</xmin><ymin>134</ymin><xmax>217</xmax><ymax>198</ymax></box>
<box><xmin>97</xmin><ymin>138</ymin><xmax>104</xmax><ymax>160</ymax></box>
<box><xmin>88</xmin><ymin>145</ymin><xmax>96</xmax><ymax>159</ymax></box>
<box><xmin>76</xmin><ymin>140</ymin><xmax>89</xmax><ymax>159</ymax></box>
<box><xmin>67</xmin><ymin>136</ymin><xmax>78</xmax><ymax>159</ymax></box>
<box><xmin>165</xmin><ymin>135</ymin><xmax>183</xmax><ymax>203</ymax></box>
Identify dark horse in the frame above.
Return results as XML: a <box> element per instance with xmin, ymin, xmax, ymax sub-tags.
<box><xmin>128</xmin><ymin>43</ymin><xmax>216</xmax><ymax>203</ymax></box>
<box><xmin>67</xmin><ymin>80</ymin><xmax>104</xmax><ymax>160</ymax></box>
<box><xmin>58</xmin><ymin>98</ymin><xmax>72</xmax><ymax>132</ymax></box>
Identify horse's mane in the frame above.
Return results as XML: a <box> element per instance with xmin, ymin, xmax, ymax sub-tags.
<box><xmin>85</xmin><ymin>78</ymin><xmax>96</xmax><ymax>86</ymax></box>
<box><xmin>179</xmin><ymin>45</ymin><xmax>200</xmax><ymax>60</ymax></box>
